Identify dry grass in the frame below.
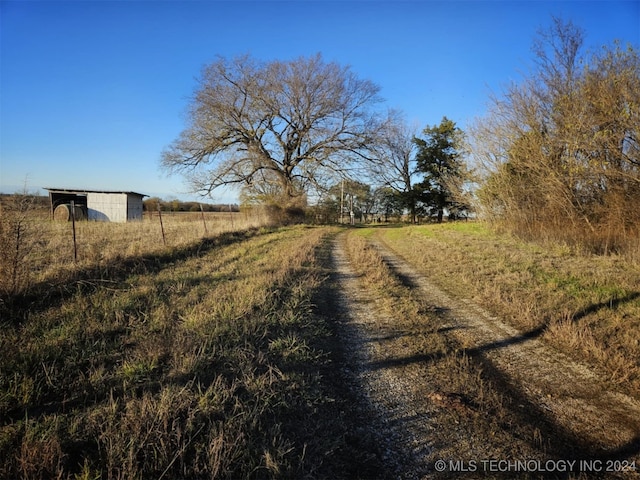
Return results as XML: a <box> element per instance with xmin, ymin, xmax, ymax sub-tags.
<box><xmin>20</xmin><ymin>210</ymin><xmax>268</xmax><ymax>284</ymax></box>
<box><xmin>0</xmin><ymin>199</ymin><xmax>271</xmax><ymax>301</ymax></box>
<box><xmin>341</xmin><ymin>231</ymin><xmax>556</xmax><ymax>466</ymax></box>
<box><xmin>4</xmin><ymin>198</ymin><xmax>637</xmax><ymax>477</ymax></box>
<box><xmin>374</xmin><ymin>222</ymin><xmax>640</xmax><ymax>395</ymax></box>
<box><xmin>0</xmin><ymin>221</ymin><xmax>363</xmax><ymax>479</ymax></box>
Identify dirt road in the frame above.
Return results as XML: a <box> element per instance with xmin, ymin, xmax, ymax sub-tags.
<box><xmin>330</xmin><ymin>231</ymin><xmax>640</xmax><ymax>479</ymax></box>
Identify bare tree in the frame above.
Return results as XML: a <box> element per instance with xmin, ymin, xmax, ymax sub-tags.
<box><xmin>472</xmin><ymin>17</ymin><xmax>640</xmax><ymax>253</ymax></box>
<box><xmin>368</xmin><ymin>111</ymin><xmax>421</xmax><ymax>222</ymax></box>
<box><xmin>162</xmin><ymin>54</ymin><xmax>383</xmax><ymax>207</ymax></box>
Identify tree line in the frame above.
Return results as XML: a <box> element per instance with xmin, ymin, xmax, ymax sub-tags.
<box><xmin>143</xmin><ymin>197</ymin><xmax>239</xmax><ymax>213</ymax></box>
<box><xmin>307</xmin><ymin>116</ymin><xmax>472</xmax><ymax>224</ymax></box>
<box><xmin>162</xmin><ymin>17</ymin><xmax>638</xmax><ymax>253</ymax></box>
<box><xmin>0</xmin><ymin>194</ymin><xmax>240</xmax><ymax>215</ymax></box>
<box><xmin>473</xmin><ymin>18</ymin><xmax>639</xmax><ymax>253</ymax></box>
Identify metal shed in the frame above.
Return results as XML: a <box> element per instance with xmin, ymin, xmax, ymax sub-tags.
<box><xmin>46</xmin><ymin>188</ymin><xmax>146</xmax><ymax>222</ymax></box>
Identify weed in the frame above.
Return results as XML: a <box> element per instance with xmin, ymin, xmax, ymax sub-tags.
<box><xmin>0</xmin><ymin>192</ymin><xmax>43</xmax><ymax>300</ymax></box>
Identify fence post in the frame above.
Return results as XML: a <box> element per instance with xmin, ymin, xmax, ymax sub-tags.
<box><xmin>157</xmin><ymin>203</ymin><xmax>166</xmax><ymax>246</ymax></box>
<box><xmin>200</xmin><ymin>203</ymin><xmax>208</xmax><ymax>235</ymax></box>
<box><xmin>70</xmin><ymin>200</ymin><xmax>78</xmax><ymax>262</ymax></box>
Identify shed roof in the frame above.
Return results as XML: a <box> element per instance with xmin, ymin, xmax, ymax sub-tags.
<box><xmin>45</xmin><ymin>188</ymin><xmax>147</xmax><ymax>197</ymax></box>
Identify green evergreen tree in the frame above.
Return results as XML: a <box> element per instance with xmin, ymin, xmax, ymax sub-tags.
<box><xmin>414</xmin><ymin>117</ymin><xmax>468</xmax><ymax>222</ymax></box>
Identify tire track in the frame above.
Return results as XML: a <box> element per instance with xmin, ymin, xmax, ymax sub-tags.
<box><xmin>331</xmin><ymin>230</ymin><xmax>640</xmax><ymax>479</ymax></box>
<box><xmin>369</xmin><ymin>235</ymin><xmax>640</xmax><ymax>470</ymax></box>
<box><xmin>331</xmin><ymin>234</ymin><xmax>435</xmax><ymax>479</ymax></box>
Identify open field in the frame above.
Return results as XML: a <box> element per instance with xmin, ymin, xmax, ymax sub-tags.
<box><xmin>1</xmin><ymin>208</ymin><xmax>269</xmax><ymax>297</ymax></box>
<box><xmin>371</xmin><ymin>223</ymin><xmax>640</xmax><ymax>396</ymax></box>
<box><xmin>2</xmin><ymin>223</ymin><xmax>390</xmax><ymax>479</ymax></box>
<box><xmin>1</xmin><ymin>212</ymin><xmax>639</xmax><ymax>478</ymax></box>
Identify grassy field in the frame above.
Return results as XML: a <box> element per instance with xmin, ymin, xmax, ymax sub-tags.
<box><xmin>1</xmin><ymin>211</ymin><xmax>389</xmax><ymax>478</ymax></box>
<box><xmin>1</xmin><ymin>208</ymin><xmax>269</xmax><ymax>297</ymax></box>
<box><xmin>342</xmin><ymin>231</ymin><xmax>556</xmax><ymax>466</ymax></box>
<box><xmin>2</xmin><ymin>205</ymin><xmax>639</xmax><ymax>478</ymax></box>
<box><xmin>372</xmin><ymin>222</ymin><xmax>640</xmax><ymax>395</ymax></box>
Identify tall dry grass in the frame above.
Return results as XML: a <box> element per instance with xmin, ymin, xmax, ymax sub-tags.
<box><xmin>0</xmin><ymin>224</ymin><xmax>351</xmax><ymax>479</ymax></box>
<box><xmin>0</xmin><ymin>202</ymin><xmax>274</xmax><ymax>306</ymax></box>
<box><xmin>0</xmin><ymin>195</ymin><xmax>44</xmax><ymax>299</ymax></box>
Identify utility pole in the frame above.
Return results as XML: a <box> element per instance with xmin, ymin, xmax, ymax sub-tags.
<box><xmin>350</xmin><ymin>194</ymin><xmax>355</xmax><ymax>225</ymax></box>
<box><xmin>340</xmin><ymin>179</ymin><xmax>344</xmax><ymax>224</ymax></box>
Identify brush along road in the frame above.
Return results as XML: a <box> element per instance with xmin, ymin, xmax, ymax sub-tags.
<box><xmin>330</xmin><ymin>230</ymin><xmax>640</xmax><ymax>479</ymax></box>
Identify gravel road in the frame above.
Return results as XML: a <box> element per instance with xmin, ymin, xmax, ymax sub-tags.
<box><xmin>331</xmin><ymin>231</ymin><xmax>640</xmax><ymax>479</ymax></box>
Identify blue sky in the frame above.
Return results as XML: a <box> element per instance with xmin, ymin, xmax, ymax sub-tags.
<box><xmin>1</xmin><ymin>0</ymin><xmax>638</xmax><ymax>203</ymax></box>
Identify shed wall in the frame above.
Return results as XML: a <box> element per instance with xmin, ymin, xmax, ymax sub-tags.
<box><xmin>127</xmin><ymin>195</ymin><xmax>144</xmax><ymax>221</ymax></box>
<box><xmin>87</xmin><ymin>193</ymin><xmax>128</xmax><ymax>222</ymax></box>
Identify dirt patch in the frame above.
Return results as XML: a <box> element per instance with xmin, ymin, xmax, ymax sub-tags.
<box><xmin>327</xmin><ymin>230</ymin><xmax>640</xmax><ymax>479</ymax></box>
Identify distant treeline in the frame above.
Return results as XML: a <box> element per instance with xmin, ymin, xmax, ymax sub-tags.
<box><xmin>143</xmin><ymin>197</ymin><xmax>239</xmax><ymax>212</ymax></box>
